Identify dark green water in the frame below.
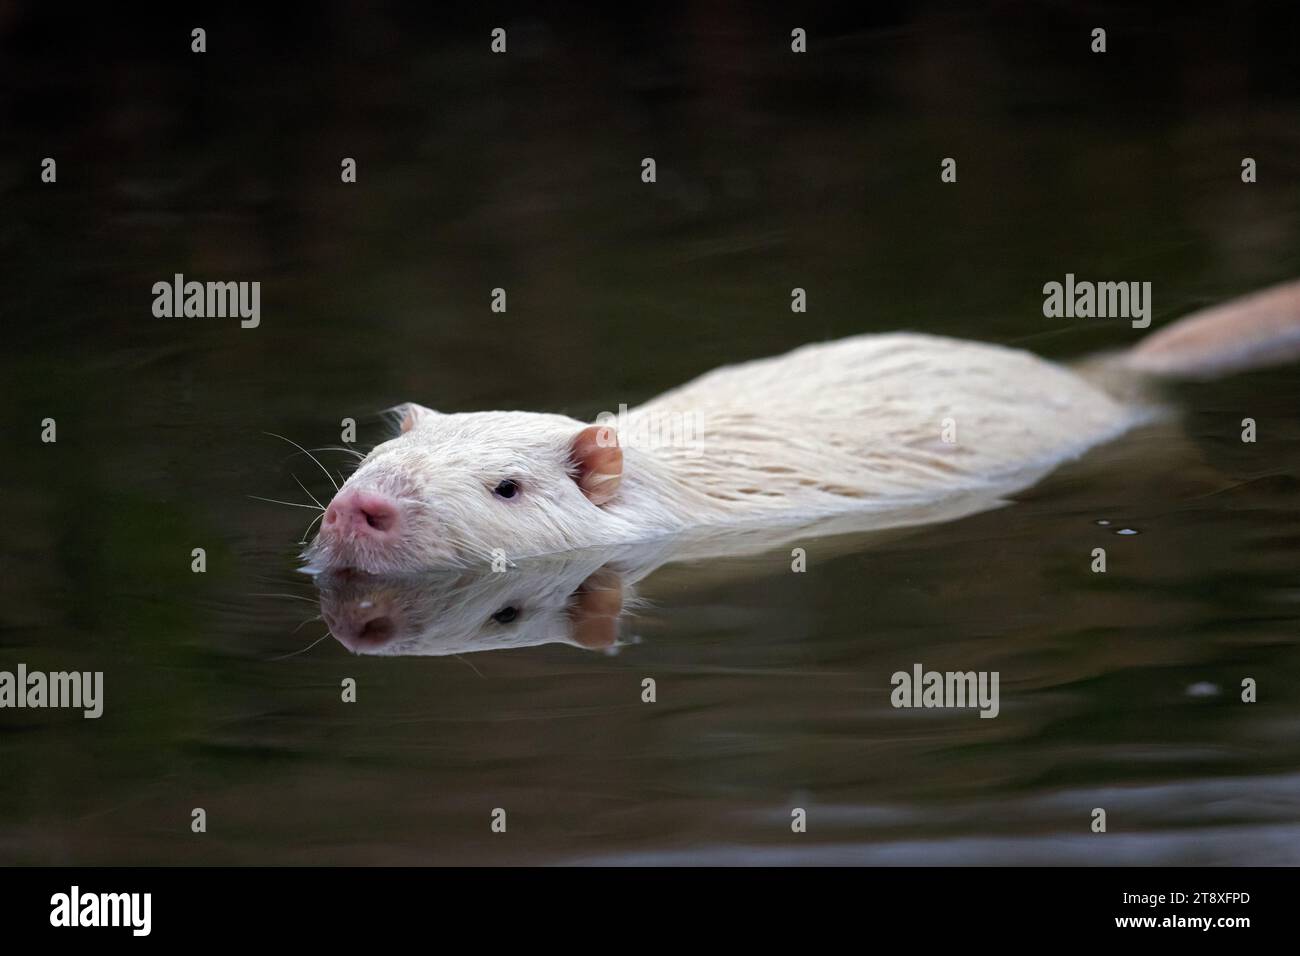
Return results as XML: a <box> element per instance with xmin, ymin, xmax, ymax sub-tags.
<box><xmin>2</xmin><ymin>5</ymin><xmax>1299</xmax><ymax>864</ymax></box>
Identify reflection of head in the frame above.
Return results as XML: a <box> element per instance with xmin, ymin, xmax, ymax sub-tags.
<box><xmin>317</xmin><ymin>553</ymin><xmax>628</xmax><ymax>657</ymax></box>
<box><xmin>314</xmin><ymin>492</ymin><xmax>1028</xmax><ymax>659</ymax></box>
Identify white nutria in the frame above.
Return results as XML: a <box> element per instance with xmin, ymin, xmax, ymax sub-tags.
<box><xmin>303</xmin><ymin>280</ymin><xmax>1300</xmax><ymax>575</ymax></box>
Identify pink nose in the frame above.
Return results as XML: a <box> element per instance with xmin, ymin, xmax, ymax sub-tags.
<box><xmin>323</xmin><ymin>489</ymin><xmax>401</xmax><ymax>539</ymax></box>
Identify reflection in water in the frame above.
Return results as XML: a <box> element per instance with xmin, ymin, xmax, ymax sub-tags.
<box><xmin>313</xmin><ymin>486</ymin><xmax>1041</xmax><ymax>657</ymax></box>
<box><xmin>318</xmin><ymin>559</ymin><xmax>629</xmax><ymax>657</ymax></box>
<box><xmin>306</xmin><ymin>444</ymin><xmax>1300</xmax><ymax>865</ymax></box>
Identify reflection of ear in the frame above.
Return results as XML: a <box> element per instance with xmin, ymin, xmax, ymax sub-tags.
<box><xmin>397</xmin><ymin>403</ymin><xmax>436</xmax><ymax>434</ymax></box>
<box><xmin>570</xmin><ymin>424</ymin><xmax>623</xmax><ymax>505</ymax></box>
<box><xmin>566</xmin><ymin>568</ymin><xmax>623</xmax><ymax>649</ymax></box>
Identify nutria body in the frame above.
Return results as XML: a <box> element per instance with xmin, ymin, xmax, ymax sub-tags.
<box><xmin>303</xmin><ymin>281</ymin><xmax>1300</xmax><ymax>576</ymax></box>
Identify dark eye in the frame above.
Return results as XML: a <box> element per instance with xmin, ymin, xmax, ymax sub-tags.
<box><xmin>493</xmin><ymin>479</ymin><xmax>519</xmax><ymax>499</ymax></box>
<box><xmin>491</xmin><ymin>606</ymin><xmax>519</xmax><ymax>624</ymax></box>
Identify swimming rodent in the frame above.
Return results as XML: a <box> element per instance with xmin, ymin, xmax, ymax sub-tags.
<box><xmin>303</xmin><ymin>279</ymin><xmax>1300</xmax><ymax>576</ymax></box>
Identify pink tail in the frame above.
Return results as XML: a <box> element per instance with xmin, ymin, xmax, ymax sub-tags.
<box><xmin>1123</xmin><ymin>279</ymin><xmax>1300</xmax><ymax>380</ymax></box>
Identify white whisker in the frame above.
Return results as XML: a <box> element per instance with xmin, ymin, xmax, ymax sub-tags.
<box><xmin>268</xmin><ymin>629</ymin><xmax>333</xmax><ymax>661</ymax></box>
<box><xmin>292</xmin><ymin>473</ymin><xmax>325</xmax><ymax>510</ymax></box>
<box><xmin>251</xmin><ymin>592</ymin><xmax>319</xmax><ymax>604</ymax></box>
<box><xmin>264</xmin><ymin>431</ymin><xmax>340</xmax><ymax>493</ymax></box>
<box><xmin>313</xmin><ymin>445</ymin><xmax>367</xmax><ymax>461</ymax></box>
<box><xmin>249</xmin><ymin>495</ymin><xmax>324</xmax><ymax>512</ymax></box>
<box><xmin>299</xmin><ymin>510</ymin><xmax>326</xmax><ymax>545</ymax></box>
<box><xmin>452</xmin><ymin>654</ymin><xmax>486</xmax><ymax>679</ymax></box>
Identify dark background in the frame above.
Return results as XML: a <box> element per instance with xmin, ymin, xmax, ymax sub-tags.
<box><xmin>1</xmin><ymin>2</ymin><xmax>1298</xmax><ymax>864</ymax></box>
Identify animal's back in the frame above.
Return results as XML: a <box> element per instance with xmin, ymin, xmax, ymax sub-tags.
<box><xmin>627</xmin><ymin>333</ymin><xmax>1139</xmax><ymax>514</ymax></box>
<box><xmin>306</xmin><ymin>280</ymin><xmax>1300</xmax><ymax>572</ymax></box>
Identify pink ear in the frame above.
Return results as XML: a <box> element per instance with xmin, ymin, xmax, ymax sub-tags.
<box><xmin>398</xmin><ymin>403</ymin><xmax>434</xmax><ymax>434</ymax></box>
<box><xmin>570</xmin><ymin>424</ymin><xmax>622</xmax><ymax>505</ymax></box>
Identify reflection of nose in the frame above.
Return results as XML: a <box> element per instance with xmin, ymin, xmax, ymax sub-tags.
<box><xmin>325</xmin><ymin>604</ymin><xmax>397</xmax><ymax>652</ymax></box>
<box><xmin>323</xmin><ymin>488</ymin><xmax>400</xmax><ymax>539</ymax></box>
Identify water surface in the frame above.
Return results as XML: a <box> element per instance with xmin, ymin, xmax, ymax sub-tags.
<box><xmin>2</xmin><ymin>5</ymin><xmax>1299</xmax><ymax>864</ymax></box>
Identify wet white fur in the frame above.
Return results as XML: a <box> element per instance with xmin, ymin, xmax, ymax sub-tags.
<box><xmin>306</xmin><ymin>332</ymin><xmax>1145</xmax><ymax>574</ymax></box>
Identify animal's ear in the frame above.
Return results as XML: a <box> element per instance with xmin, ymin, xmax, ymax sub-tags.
<box><xmin>569</xmin><ymin>424</ymin><xmax>622</xmax><ymax>505</ymax></box>
<box><xmin>567</xmin><ymin>569</ymin><xmax>623</xmax><ymax>649</ymax></box>
<box><xmin>396</xmin><ymin>403</ymin><xmax>436</xmax><ymax>434</ymax></box>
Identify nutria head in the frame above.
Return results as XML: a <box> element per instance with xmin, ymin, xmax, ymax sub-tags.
<box><xmin>304</xmin><ymin>404</ymin><xmax>623</xmax><ymax>574</ymax></box>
